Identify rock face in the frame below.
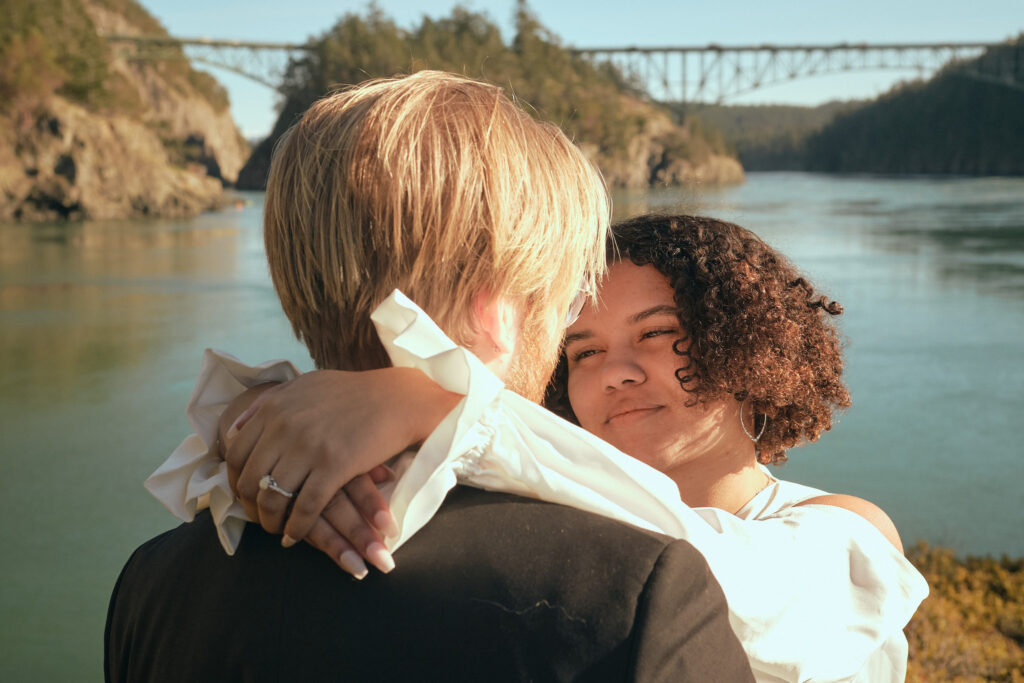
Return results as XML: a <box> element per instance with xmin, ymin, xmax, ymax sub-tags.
<box><xmin>0</xmin><ymin>98</ymin><xmax>223</xmax><ymax>221</ymax></box>
<box><xmin>0</xmin><ymin>0</ymin><xmax>248</xmax><ymax>221</ymax></box>
<box><xmin>83</xmin><ymin>0</ymin><xmax>249</xmax><ymax>184</ymax></box>
<box><xmin>594</xmin><ymin>106</ymin><xmax>745</xmax><ymax>188</ymax></box>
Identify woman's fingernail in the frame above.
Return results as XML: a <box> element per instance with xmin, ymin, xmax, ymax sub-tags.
<box><xmin>374</xmin><ymin>510</ymin><xmax>399</xmax><ymax>538</ymax></box>
<box><xmin>281</xmin><ymin>535</ymin><xmax>297</xmax><ymax>548</ymax></box>
<box><xmin>225</xmin><ymin>422</ymin><xmax>239</xmax><ymax>441</ymax></box>
<box><xmin>339</xmin><ymin>550</ymin><xmax>368</xmax><ymax>580</ymax></box>
<box><xmin>365</xmin><ymin>542</ymin><xmax>395</xmax><ymax>573</ymax></box>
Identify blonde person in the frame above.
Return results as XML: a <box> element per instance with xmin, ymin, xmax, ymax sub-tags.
<box><xmin>186</xmin><ymin>214</ymin><xmax>929</xmax><ymax>681</ymax></box>
<box><xmin>109</xmin><ymin>71</ymin><xmax>753</xmax><ymax>682</ymax></box>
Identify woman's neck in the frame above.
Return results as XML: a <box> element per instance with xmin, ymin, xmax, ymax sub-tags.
<box><xmin>667</xmin><ymin>437</ymin><xmax>769</xmax><ymax>513</ymax></box>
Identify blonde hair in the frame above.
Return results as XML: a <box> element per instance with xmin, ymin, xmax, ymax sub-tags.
<box><xmin>264</xmin><ymin>70</ymin><xmax>610</xmax><ymax>370</ymax></box>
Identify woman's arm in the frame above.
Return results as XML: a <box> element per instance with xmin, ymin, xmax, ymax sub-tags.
<box><xmin>220</xmin><ymin>367</ymin><xmax>461</xmax><ymax>575</ymax></box>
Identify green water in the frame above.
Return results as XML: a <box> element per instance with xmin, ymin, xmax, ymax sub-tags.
<box><xmin>2</xmin><ymin>173</ymin><xmax>1023</xmax><ymax>680</ymax></box>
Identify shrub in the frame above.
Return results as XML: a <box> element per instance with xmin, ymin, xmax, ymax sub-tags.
<box><xmin>906</xmin><ymin>542</ymin><xmax>1024</xmax><ymax>682</ymax></box>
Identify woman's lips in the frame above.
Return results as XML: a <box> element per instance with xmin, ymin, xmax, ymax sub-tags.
<box><xmin>606</xmin><ymin>405</ymin><xmax>663</xmax><ymax>424</ymax></box>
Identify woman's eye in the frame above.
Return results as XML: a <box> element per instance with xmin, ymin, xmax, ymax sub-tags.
<box><xmin>571</xmin><ymin>348</ymin><xmax>599</xmax><ymax>362</ymax></box>
<box><xmin>641</xmin><ymin>328</ymin><xmax>676</xmax><ymax>340</ymax></box>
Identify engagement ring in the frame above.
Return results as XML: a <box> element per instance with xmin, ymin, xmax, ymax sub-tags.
<box><xmin>258</xmin><ymin>475</ymin><xmax>294</xmax><ymax>498</ymax></box>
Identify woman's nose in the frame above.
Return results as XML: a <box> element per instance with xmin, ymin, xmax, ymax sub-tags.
<box><xmin>602</xmin><ymin>350</ymin><xmax>646</xmax><ymax>390</ymax></box>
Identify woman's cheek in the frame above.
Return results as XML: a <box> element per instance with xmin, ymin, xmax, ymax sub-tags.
<box><xmin>567</xmin><ymin>367</ymin><xmax>599</xmax><ymax>431</ymax></box>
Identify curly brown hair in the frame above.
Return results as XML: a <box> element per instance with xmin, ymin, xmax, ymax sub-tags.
<box><xmin>544</xmin><ymin>214</ymin><xmax>851</xmax><ymax>465</ymax></box>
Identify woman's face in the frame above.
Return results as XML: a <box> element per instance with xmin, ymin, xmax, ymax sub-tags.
<box><xmin>563</xmin><ymin>261</ymin><xmax>734</xmax><ymax>474</ymax></box>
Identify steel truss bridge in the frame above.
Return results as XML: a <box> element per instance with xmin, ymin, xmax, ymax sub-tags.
<box><xmin>103</xmin><ymin>35</ymin><xmax>309</xmax><ymax>91</ymax></box>
<box><xmin>575</xmin><ymin>41</ymin><xmax>1022</xmax><ymax>102</ymax></box>
<box><xmin>103</xmin><ymin>35</ymin><xmax>1022</xmax><ymax>103</ymax></box>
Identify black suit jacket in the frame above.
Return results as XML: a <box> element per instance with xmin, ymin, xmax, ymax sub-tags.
<box><xmin>106</xmin><ymin>486</ymin><xmax>753</xmax><ymax>682</ymax></box>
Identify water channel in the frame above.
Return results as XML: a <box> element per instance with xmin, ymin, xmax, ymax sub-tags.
<box><xmin>2</xmin><ymin>172</ymin><xmax>1023</xmax><ymax>679</ymax></box>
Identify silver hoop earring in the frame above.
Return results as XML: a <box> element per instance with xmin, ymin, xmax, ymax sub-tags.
<box><xmin>740</xmin><ymin>401</ymin><xmax>767</xmax><ymax>442</ymax></box>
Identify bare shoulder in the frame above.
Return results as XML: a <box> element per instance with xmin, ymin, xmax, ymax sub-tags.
<box><xmin>795</xmin><ymin>494</ymin><xmax>904</xmax><ymax>553</ymax></box>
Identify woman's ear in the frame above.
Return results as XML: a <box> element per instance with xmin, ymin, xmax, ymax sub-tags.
<box><xmin>471</xmin><ymin>291</ymin><xmax>521</xmax><ymax>360</ymax></box>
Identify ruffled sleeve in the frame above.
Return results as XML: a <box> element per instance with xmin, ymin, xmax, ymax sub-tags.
<box><xmin>142</xmin><ymin>290</ymin><xmax>499</xmax><ymax>555</ymax></box>
<box><xmin>144</xmin><ymin>349</ymin><xmax>301</xmax><ymax>554</ymax></box>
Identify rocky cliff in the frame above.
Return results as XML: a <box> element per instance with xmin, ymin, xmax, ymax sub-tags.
<box><xmin>0</xmin><ymin>0</ymin><xmax>248</xmax><ymax>221</ymax></box>
<box><xmin>0</xmin><ymin>97</ymin><xmax>226</xmax><ymax>221</ymax></box>
<box><xmin>592</xmin><ymin>101</ymin><xmax>745</xmax><ymax>188</ymax></box>
<box><xmin>85</xmin><ymin>1</ymin><xmax>248</xmax><ymax>183</ymax></box>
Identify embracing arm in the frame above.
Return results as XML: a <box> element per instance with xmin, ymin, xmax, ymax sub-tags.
<box><xmin>218</xmin><ymin>367</ymin><xmax>461</xmax><ymax>575</ymax></box>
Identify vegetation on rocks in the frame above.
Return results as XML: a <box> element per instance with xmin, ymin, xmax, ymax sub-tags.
<box><xmin>0</xmin><ymin>0</ymin><xmax>220</xmax><ymax>120</ymax></box>
<box><xmin>1</xmin><ymin>2</ymin><xmax>113</xmax><ymax>120</ymax></box>
<box><xmin>238</xmin><ymin>3</ymin><xmax>741</xmax><ymax>190</ymax></box>
<box><xmin>0</xmin><ymin>0</ymin><xmax>247</xmax><ymax>221</ymax></box>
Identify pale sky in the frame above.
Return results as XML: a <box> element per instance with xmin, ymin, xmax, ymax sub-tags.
<box><xmin>138</xmin><ymin>0</ymin><xmax>1024</xmax><ymax>138</ymax></box>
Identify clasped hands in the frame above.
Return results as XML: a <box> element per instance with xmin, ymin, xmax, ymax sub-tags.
<box><xmin>216</xmin><ymin>367</ymin><xmax>460</xmax><ymax>579</ymax></box>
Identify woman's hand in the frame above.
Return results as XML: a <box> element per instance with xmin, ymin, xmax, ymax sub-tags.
<box><xmin>220</xmin><ymin>367</ymin><xmax>461</xmax><ymax>577</ymax></box>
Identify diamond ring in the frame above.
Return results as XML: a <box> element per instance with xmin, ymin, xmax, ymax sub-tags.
<box><xmin>258</xmin><ymin>474</ymin><xmax>294</xmax><ymax>499</ymax></box>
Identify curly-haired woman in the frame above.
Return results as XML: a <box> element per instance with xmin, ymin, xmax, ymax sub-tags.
<box><xmin>152</xmin><ymin>215</ymin><xmax>927</xmax><ymax>681</ymax></box>
<box><xmin>547</xmin><ymin>214</ymin><xmax>871</xmax><ymax>521</ymax></box>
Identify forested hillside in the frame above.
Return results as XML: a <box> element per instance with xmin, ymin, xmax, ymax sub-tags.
<box><xmin>238</xmin><ymin>6</ymin><xmax>743</xmax><ymax>190</ymax></box>
<box><xmin>805</xmin><ymin>40</ymin><xmax>1024</xmax><ymax>175</ymax></box>
<box><xmin>684</xmin><ymin>101</ymin><xmax>860</xmax><ymax>170</ymax></box>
